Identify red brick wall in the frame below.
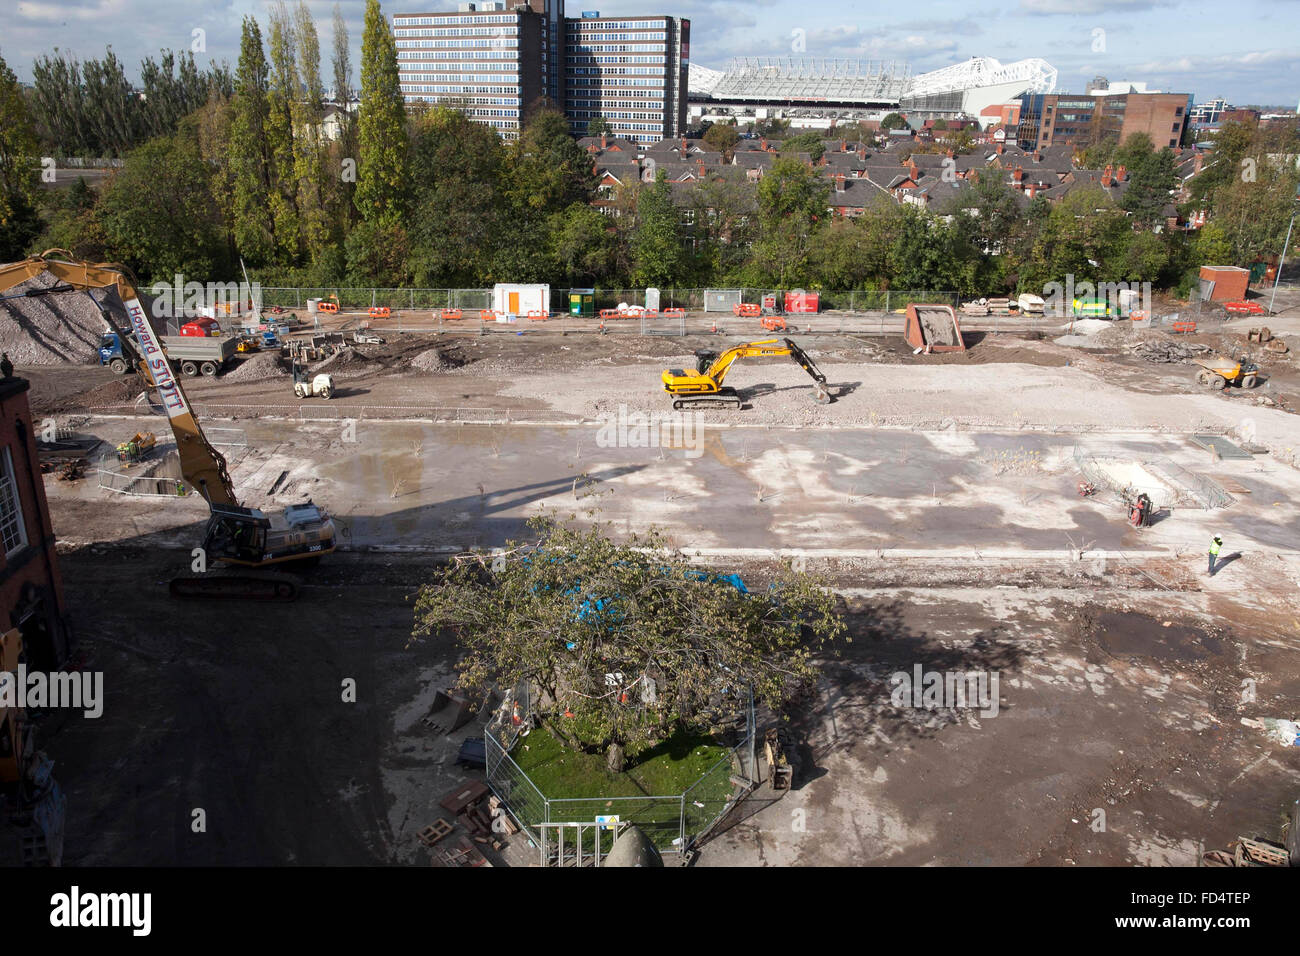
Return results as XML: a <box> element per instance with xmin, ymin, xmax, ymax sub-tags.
<box><xmin>0</xmin><ymin>378</ymin><xmax>69</xmax><ymax>668</ymax></box>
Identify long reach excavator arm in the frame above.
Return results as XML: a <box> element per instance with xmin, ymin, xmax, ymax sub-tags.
<box><xmin>0</xmin><ymin>251</ymin><xmax>237</xmax><ymax>505</ymax></box>
<box><xmin>1</xmin><ymin>251</ymin><xmax>334</xmax><ymax>582</ymax></box>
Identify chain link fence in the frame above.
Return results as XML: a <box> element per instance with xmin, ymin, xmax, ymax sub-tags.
<box><xmin>484</xmin><ymin>688</ymin><xmax>756</xmax><ymax>860</ymax></box>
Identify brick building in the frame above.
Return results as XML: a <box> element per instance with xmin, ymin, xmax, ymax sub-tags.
<box><xmin>0</xmin><ymin>374</ymin><xmax>70</xmax><ymax>672</ymax></box>
<box><xmin>1017</xmin><ymin>91</ymin><xmax>1193</xmax><ymax>150</ymax></box>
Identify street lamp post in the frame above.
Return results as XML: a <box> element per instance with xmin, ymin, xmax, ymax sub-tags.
<box><xmin>1268</xmin><ymin>194</ymin><xmax>1300</xmax><ymax>314</ymax></box>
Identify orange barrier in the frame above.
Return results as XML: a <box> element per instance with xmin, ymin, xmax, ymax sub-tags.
<box><xmin>318</xmin><ymin>302</ymin><xmax>339</xmax><ymax>314</ymax></box>
<box><xmin>761</xmin><ymin>315</ymin><xmax>787</xmax><ymax>331</ymax></box>
<box><xmin>526</xmin><ymin>310</ymin><xmax>548</xmax><ymax>321</ymax></box>
<box><xmin>1128</xmin><ymin>311</ymin><xmax>1147</xmax><ymax>322</ymax></box>
<box><xmin>599</xmin><ymin>308</ymin><xmax>622</xmax><ymax>319</ymax></box>
<box><xmin>480</xmin><ymin>310</ymin><xmax>499</xmax><ymax>322</ymax></box>
<box><xmin>661</xmin><ymin>308</ymin><xmax>685</xmax><ymax>319</ymax></box>
<box><xmin>1171</xmin><ymin>320</ymin><xmax>1197</xmax><ymax>334</ymax></box>
<box><xmin>368</xmin><ymin>306</ymin><xmax>391</xmax><ymax>318</ymax></box>
<box><xmin>439</xmin><ymin>308</ymin><xmax>463</xmax><ymax>321</ymax></box>
<box><xmin>732</xmin><ymin>303</ymin><xmax>761</xmax><ymax>317</ymax></box>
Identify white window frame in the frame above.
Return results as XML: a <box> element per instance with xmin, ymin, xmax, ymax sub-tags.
<box><xmin>0</xmin><ymin>447</ymin><xmax>29</xmax><ymax>557</ymax></box>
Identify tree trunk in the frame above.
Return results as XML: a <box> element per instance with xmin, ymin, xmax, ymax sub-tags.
<box><xmin>606</xmin><ymin>742</ymin><xmax>626</xmax><ymax>773</ymax></box>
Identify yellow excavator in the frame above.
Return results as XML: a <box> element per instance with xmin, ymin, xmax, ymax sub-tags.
<box><xmin>0</xmin><ymin>251</ymin><xmax>335</xmax><ymax>598</ymax></box>
<box><xmin>661</xmin><ymin>337</ymin><xmax>831</xmax><ymax>409</ymax></box>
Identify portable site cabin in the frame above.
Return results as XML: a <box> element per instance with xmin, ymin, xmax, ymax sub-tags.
<box><xmin>904</xmin><ymin>304</ymin><xmax>966</xmax><ymax>352</ymax></box>
<box><xmin>492</xmin><ymin>283</ymin><xmax>550</xmax><ymax>318</ymax></box>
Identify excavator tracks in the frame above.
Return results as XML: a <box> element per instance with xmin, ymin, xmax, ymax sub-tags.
<box><xmin>168</xmin><ymin>571</ymin><xmax>301</xmax><ymax>602</ymax></box>
<box><xmin>670</xmin><ymin>387</ymin><xmax>741</xmax><ymax>410</ymax></box>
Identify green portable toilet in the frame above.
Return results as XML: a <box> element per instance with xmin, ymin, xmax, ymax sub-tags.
<box><xmin>570</xmin><ymin>288</ymin><xmax>594</xmax><ymax>316</ymax></box>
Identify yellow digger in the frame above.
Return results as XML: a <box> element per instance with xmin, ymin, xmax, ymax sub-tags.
<box><xmin>661</xmin><ymin>338</ymin><xmax>831</xmax><ymax>409</ymax></box>
<box><xmin>115</xmin><ymin>430</ymin><xmax>157</xmax><ymax>464</ymax></box>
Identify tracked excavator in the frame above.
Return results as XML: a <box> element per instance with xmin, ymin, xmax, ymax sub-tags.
<box><xmin>661</xmin><ymin>337</ymin><xmax>831</xmax><ymax>409</ymax></box>
<box><xmin>0</xmin><ymin>251</ymin><xmax>335</xmax><ymax>599</ymax></box>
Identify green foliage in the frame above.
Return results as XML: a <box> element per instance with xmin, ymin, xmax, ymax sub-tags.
<box><xmin>1116</xmin><ymin>135</ymin><xmax>1177</xmax><ymax>227</ymax></box>
<box><xmin>355</xmin><ymin>0</ymin><xmax>410</xmax><ymax>226</ymax></box>
<box><xmin>411</xmin><ymin>519</ymin><xmax>844</xmax><ymax>762</ymax></box>
<box><xmin>229</xmin><ymin>18</ymin><xmax>278</xmax><ymax>265</ymax></box>
<box><xmin>504</xmin><ymin>108</ymin><xmax>598</xmax><ymax>214</ymax></box>
<box><xmin>0</xmin><ymin>52</ymin><xmax>42</xmax><ymax>260</ymax></box>
<box><xmin>343</xmin><ymin>219</ymin><xmax>410</xmax><ymax>285</ymax></box>
<box><xmin>407</xmin><ymin>107</ymin><xmax>508</xmax><ymax>286</ymax></box>
<box><xmin>630</xmin><ymin>170</ymin><xmax>687</xmax><ymax>287</ymax></box>
<box><xmin>752</xmin><ymin>157</ymin><xmax>830</xmax><ymax>286</ymax></box>
<box><xmin>880</xmin><ymin>112</ymin><xmax>907</xmax><ymax>132</ymax></box>
<box><xmin>702</xmin><ymin>123</ymin><xmax>740</xmax><ymax>157</ymax></box>
<box><xmin>779</xmin><ymin>130</ymin><xmax>826</xmax><ymax>162</ymax></box>
<box><xmin>96</xmin><ymin>120</ymin><xmax>229</xmax><ymax>283</ymax></box>
<box><xmin>586</xmin><ymin>115</ymin><xmax>611</xmax><ymax>137</ymax></box>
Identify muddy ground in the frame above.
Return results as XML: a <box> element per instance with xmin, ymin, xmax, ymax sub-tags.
<box><xmin>33</xmin><ymin>544</ymin><xmax>1300</xmax><ymax>866</ymax></box>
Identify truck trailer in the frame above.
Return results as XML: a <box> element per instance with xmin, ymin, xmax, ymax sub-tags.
<box><xmin>99</xmin><ymin>330</ymin><xmax>239</xmax><ymax>376</ymax></box>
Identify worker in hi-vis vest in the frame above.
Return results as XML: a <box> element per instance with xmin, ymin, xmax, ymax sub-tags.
<box><xmin>1208</xmin><ymin>535</ymin><xmax>1222</xmax><ymax>575</ymax></box>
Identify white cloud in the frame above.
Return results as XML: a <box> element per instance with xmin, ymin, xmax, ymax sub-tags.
<box><xmin>1020</xmin><ymin>0</ymin><xmax>1174</xmax><ymax>13</ymax></box>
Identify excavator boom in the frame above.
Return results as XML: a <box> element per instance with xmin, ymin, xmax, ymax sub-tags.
<box><xmin>0</xmin><ymin>252</ymin><xmax>237</xmax><ymax>505</ymax></box>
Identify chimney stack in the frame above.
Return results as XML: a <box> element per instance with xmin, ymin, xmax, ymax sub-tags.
<box><xmin>996</xmin><ymin>143</ymin><xmax>1004</xmax><ymax>155</ymax></box>
<box><xmin>681</xmin><ymin>137</ymin><xmax>687</xmax><ymax>155</ymax></box>
<box><xmin>908</xmin><ymin>160</ymin><xmax>919</xmax><ymax>181</ymax></box>
<box><xmin>1013</xmin><ymin>165</ymin><xmax>1024</xmax><ymax>183</ymax></box>
<box><xmin>835</xmin><ymin>173</ymin><xmax>846</xmax><ymax>193</ymax></box>
<box><xmin>857</xmin><ymin>146</ymin><xmax>867</xmax><ymax>160</ymax></box>
<box><xmin>760</xmin><ymin>137</ymin><xmax>767</xmax><ymax>151</ymax></box>
<box><xmin>841</xmin><ymin>139</ymin><xmax>848</xmax><ymax>152</ymax></box>
<box><xmin>601</xmin><ymin>132</ymin><xmax>607</xmax><ymax>150</ymax></box>
<box><xmin>1116</xmin><ymin>164</ymin><xmax>1127</xmax><ymax>182</ymax></box>
<box><xmin>1102</xmin><ymin>163</ymin><xmax>1113</xmax><ymax>187</ymax></box>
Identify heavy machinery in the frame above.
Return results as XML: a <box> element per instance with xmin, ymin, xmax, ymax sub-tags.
<box><xmin>662</xmin><ymin>338</ymin><xmax>831</xmax><ymax>409</ymax></box>
<box><xmin>1193</xmin><ymin>354</ymin><xmax>1260</xmax><ymax>390</ymax></box>
<box><xmin>0</xmin><ymin>252</ymin><xmax>336</xmax><ymax>591</ymax></box>
<box><xmin>292</xmin><ymin>362</ymin><xmax>334</xmax><ymax>400</ymax></box>
<box><xmin>115</xmin><ymin>430</ymin><xmax>157</xmax><ymax>464</ymax></box>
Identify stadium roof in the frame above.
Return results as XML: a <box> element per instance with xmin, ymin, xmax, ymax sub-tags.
<box><xmin>905</xmin><ymin>57</ymin><xmax>1057</xmax><ymax>99</ymax></box>
<box><xmin>697</xmin><ymin>57</ymin><xmax>911</xmax><ymax>105</ymax></box>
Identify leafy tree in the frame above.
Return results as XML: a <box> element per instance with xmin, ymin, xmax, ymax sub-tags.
<box><xmin>407</xmin><ymin>106</ymin><xmax>508</xmax><ymax>286</ymax></box>
<box><xmin>630</xmin><ymin>170</ymin><xmax>687</xmax><ymax>287</ymax></box>
<box><xmin>267</xmin><ymin>2</ymin><xmax>303</xmax><ymax>262</ymax></box>
<box><xmin>751</xmin><ymin>156</ymin><xmax>830</xmax><ymax>286</ymax></box>
<box><xmin>880</xmin><ymin>112</ymin><xmax>907</xmax><ymax>132</ymax></box>
<box><xmin>931</xmin><ymin>118</ymin><xmax>948</xmax><ymax>132</ymax></box>
<box><xmin>329</xmin><ymin>3</ymin><xmax>358</xmax><ymax>236</ymax></box>
<box><xmin>702</xmin><ymin>122</ymin><xmax>739</xmax><ymax>158</ymax></box>
<box><xmin>0</xmin><ymin>51</ymin><xmax>43</xmax><ymax>260</ymax></box>
<box><xmin>585</xmin><ymin>115</ymin><xmax>611</xmax><ymax>137</ymax></box>
<box><xmin>228</xmin><ymin>17</ymin><xmax>278</xmax><ymax>264</ymax></box>
<box><xmin>293</xmin><ymin>0</ymin><xmax>333</xmax><ymax>263</ymax></box>
<box><xmin>96</xmin><ymin>119</ymin><xmax>228</xmax><ymax>283</ymax></box>
<box><xmin>504</xmin><ymin>108</ymin><xmax>597</xmax><ymax>214</ymax></box>
<box><xmin>344</xmin><ymin>219</ymin><xmax>409</xmax><ymax>285</ymax></box>
<box><xmin>1186</xmin><ymin>121</ymin><xmax>1253</xmax><ymax>209</ymax></box>
<box><xmin>1120</xmin><ymin>144</ymin><xmax>1176</xmax><ymax>227</ymax></box>
<box><xmin>1192</xmin><ymin>219</ymin><xmax>1233</xmax><ymax>266</ymax></box>
<box><xmin>81</xmin><ymin>48</ymin><xmax>138</xmax><ymax>157</ymax></box>
<box><xmin>550</xmin><ymin>202</ymin><xmax>619</xmax><ymax>285</ymax></box>
<box><xmin>780</xmin><ymin>130</ymin><xmax>825</xmax><ymax>162</ymax></box>
<box><xmin>355</xmin><ymin>0</ymin><xmax>410</xmax><ymax>226</ymax></box>
<box><xmin>412</xmin><ymin>519</ymin><xmax>844</xmax><ymax>771</ymax></box>
<box><xmin>29</xmin><ymin>53</ymin><xmax>93</xmax><ymax>155</ymax></box>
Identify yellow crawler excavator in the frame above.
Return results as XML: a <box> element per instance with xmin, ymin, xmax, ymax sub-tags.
<box><xmin>661</xmin><ymin>337</ymin><xmax>832</xmax><ymax>409</ymax></box>
<box><xmin>0</xmin><ymin>251</ymin><xmax>335</xmax><ymax>599</ymax></box>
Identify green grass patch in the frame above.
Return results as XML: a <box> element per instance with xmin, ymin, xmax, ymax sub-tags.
<box><xmin>510</xmin><ymin>723</ymin><xmax>737</xmax><ymax>848</ymax></box>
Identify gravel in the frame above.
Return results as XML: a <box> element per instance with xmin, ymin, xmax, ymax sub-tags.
<box><xmin>411</xmin><ymin>347</ymin><xmax>464</xmax><ymax>372</ymax></box>
<box><xmin>0</xmin><ymin>271</ymin><xmax>108</xmax><ymax>365</ymax></box>
<box><xmin>223</xmin><ymin>351</ymin><xmax>291</xmax><ymax>383</ymax></box>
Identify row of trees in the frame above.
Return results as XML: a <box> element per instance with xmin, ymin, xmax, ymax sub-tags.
<box><xmin>29</xmin><ymin>48</ymin><xmax>233</xmax><ymax>158</ymax></box>
<box><xmin>4</xmin><ymin>10</ymin><xmax>1299</xmax><ymax>295</ymax></box>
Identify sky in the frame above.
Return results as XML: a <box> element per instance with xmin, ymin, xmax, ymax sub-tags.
<box><xmin>5</xmin><ymin>0</ymin><xmax>1300</xmax><ymax>107</ymax></box>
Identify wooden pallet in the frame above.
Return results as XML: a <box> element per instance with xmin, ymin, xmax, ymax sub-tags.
<box><xmin>417</xmin><ymin>818</ymin><xmax>454</xmax><ymax>848</ymax></box>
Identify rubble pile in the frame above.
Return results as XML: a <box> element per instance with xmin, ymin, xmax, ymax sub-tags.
<box><xmin>0</xmin><ymin>271</ymin><xmax>107</xmax><ymax>365</ymax></box>
<box><xmin>1126</xmin><ymin>340</ymin><xmax>1212</xmax><ymax>363</ymax></box>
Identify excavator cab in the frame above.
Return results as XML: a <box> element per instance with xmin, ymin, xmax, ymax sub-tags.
<box><xmin>201</xmin><ymin>502</ymin><xmax>336</xmax><ymax>567</ymax></box>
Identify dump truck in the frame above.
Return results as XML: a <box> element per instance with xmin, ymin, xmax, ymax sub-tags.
<box><xmin>99</xmin><ymin>329</ymin><xmax>239</xmax><ymax>376</ymax></box>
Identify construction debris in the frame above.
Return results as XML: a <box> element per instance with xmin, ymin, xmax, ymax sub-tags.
<box><xmin>1126</xmin><ymin>340</ymin><xmax>1212</xmax><ymax>363</ymax></box>
<box><xmin>0</xmin><ymin>271</ymin><xmax>108</xmax><ymax>365</ymax></box>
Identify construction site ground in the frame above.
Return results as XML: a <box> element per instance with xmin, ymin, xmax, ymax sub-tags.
<box><xmin>19</xmin><ymin>312</ymin><xmax>1300</xmax><ymax>866</ymax></box>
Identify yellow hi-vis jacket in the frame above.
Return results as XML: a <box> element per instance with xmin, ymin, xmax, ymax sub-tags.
<box><xmin>1209</xmin><ymin>540</ymin><xmax>1222</xmax><ymax>556</ymax></box>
